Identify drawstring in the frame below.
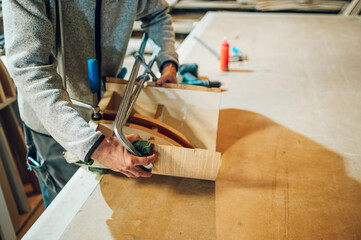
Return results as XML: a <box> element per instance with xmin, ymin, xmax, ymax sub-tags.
<box><xmin>95</xmin><ymin>0</ymin><xmax>102</xmax><ymax>100</ymax></box>
<box><xmin>56</xmin><ymin>0</ymin><xmax>66</xmax><ymax>91</ymax></box>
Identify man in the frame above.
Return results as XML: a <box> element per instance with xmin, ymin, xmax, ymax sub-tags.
<box><xmin>3</xmin><ymin>0</ymin><xmax>178</xmax><ymax>207</ymax></box>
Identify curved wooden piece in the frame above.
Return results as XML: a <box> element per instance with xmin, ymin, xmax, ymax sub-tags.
<box><xmin>96</xmin><ymin>120</ymin><xmax>182</xmax><ymax>147</ymax></box>
<box><xmin>126</xmin><ymin>123</ymin><xmax>182</xmax><ymax>147</ymax></box>
<box><xmin>98</xmin><ymin>111</ymin><xmax>195</xmax><ymax>149</ymax></box>
<box><xmin>128</xmin><ymin>113</ymin><xmax>195</xmax><ymax>149</ymax></box>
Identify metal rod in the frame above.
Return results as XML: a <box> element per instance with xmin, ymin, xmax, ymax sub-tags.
<box><xmin>123</xmin><ymin>74</ymin><xmax>150</xmax><ymax>125</ymax></box>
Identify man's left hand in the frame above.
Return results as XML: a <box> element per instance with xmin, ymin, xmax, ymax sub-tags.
<box><xmin>157</xmin><ymin>62</ymin><xmax>178</xmax><ymax>85</ymax></box>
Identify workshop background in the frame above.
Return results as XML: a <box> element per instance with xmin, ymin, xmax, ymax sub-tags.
<box><xmin>0</xmin><ymin>0</ymin><xmax>360</xmax><ymax>239</ymax></box>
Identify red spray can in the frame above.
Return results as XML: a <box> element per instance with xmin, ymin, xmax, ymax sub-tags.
<box><xmin>220</xmin><ymin>39</ymin><xmax>229</xmax><ymax>71</ymax></box>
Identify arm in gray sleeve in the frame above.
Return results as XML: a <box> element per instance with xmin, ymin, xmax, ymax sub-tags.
<box><xmin>136</xmin><ymin>0</ymin><xmax>179</xmax><ymax>70</ymax></box>
<box><xmin>3</xmin><ymin>0</ymin><xmax>103</xmax><ymax>161</ymax></box>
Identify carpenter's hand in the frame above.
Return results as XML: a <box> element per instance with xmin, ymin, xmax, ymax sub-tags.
<box><xmin>157</xmin><ymin>62</ymin><xmax>178</xmax><ymax>85</ymax></box>
<box><xmin>90</xmin><ymin>133</ymin><xmax>156</xmax><ymax>177</ymax></box>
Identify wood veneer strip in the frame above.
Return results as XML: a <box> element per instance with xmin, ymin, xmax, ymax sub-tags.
<box><xmin>129</xmin><ymin>113</ymin><xmax>195</xmax><ymax>149</ymax></box>
<box><xmin>152</xmin><ymin>145</ymin><xmax>221</xmax><ymax>181</ymax></box>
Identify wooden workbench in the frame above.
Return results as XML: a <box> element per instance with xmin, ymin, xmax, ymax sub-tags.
<box><xmin>24</xmin><ymin>13</ymin><xmax>361</xmax><ymax>239</ymax></box>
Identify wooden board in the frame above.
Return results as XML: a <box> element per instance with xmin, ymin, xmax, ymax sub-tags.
<box><xmin>0</xmin><ymin>80</ymin><xmax>6</xmax><ymax>103</ymax></box>
<box><xmin>0</xmin><ymin>96</ymin><xmax>16</xmax><ymax>111</ymax></box>
<box><xmin>0</xmin><ymin>124</ymin><xmax>29</xmax><ymax>214</ymax></box>
<box><xmin>0</xmin><ymin>59</ymin><xmax>16</xmax><ymax>98</ymax></box>
<box><xmin>173</xmin><ymin>0</ymin><xmax>346</xmax><ymax>12</ymax></box>
<box><xmin>104</xmin><ymin>79</ymin><xmax>221</xmax><ymax>151</ymax></box>
<box><xmin>0</xmin><ymin>155</ymin><xmax>21</xmax><ymax>231</ymax></box>
<box><xmin>152</xmin><ymin>145</ymin><xmax>221</xmax><ymax>180</ymax></box>
<box><xmin>0</xmin><ymin>106</ymin><xmax>40</xmax><ymax>193</ymax></box>
<box><xmin>0</xmin><ymin>186</ymin><xmax>17</xmax><ymax>240</ymax></box>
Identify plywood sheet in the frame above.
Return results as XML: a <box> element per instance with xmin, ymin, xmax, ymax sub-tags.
<box><xmin>215</xmin><ymin>109</ymin><xmax>361</xmax><ymax>239</ymax></box>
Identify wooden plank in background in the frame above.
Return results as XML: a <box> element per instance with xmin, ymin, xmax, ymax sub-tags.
<box><xmin>0</xmin><ymin>124</ymin><xmax>29</xmax><ymax>214</ymax></box>
<box><xmin>342</xmin><ymin>0</ymin><xmax>361</xmax><ymax>15</ymax></box>
<box><xmin>0</xmin><ymin>156</ymin><xmax>21</xmax><ymax>231</ymax></box>
<box><xmin>0</xmin><ymin>79</ymin><xmax>6</xmax><ymax>103</ymax></box>
<box><xmin>0</xmin><ymin>59</ymin><xmax>16</xmax><ymax>98</ymax></box>
<box><xmin>0</xmin><ymin>186</ymin><xmax>17</xmax><ymax>240</ymax></box>
<box><xmin>173</xmin><ymin>0</ymin><xmax>346</xmax><ymax>12</ymax></box>
<box><xmin>0</xmin><ymin>106</ymin><xmax>41</xmax><ymax>193</ymax></box>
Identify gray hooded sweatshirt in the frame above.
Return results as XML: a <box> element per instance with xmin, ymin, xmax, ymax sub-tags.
<box><xmin>3</xmin><ymin>0</ymin><xmax>178</xmax><ymax>161</ymax></box>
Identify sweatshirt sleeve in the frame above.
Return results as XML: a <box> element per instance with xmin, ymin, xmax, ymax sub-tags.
<box><xmin>3</xmin><ymin>0</ymin><xmax>103</xmax><ymax>161</ymax></box>
<box><xmin>136</xmin><ymin>0</ymin><xmax>179</xmax><ymax>71</ymax></box>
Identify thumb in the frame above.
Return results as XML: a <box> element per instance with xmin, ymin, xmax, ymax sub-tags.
<box><xmin>157</xmin><ymin>75</ymin><xmax>167</xmax><ymax>85</ymax></box>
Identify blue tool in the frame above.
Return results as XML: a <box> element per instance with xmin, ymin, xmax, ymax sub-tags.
<box><xmin>178</xmin><ymin>63</ymin><xmax>221</xmax><ymax>88</ymax></box>
<box><xmin>88</xmin><ymin>58</ymin><xmax>102</xmax><ymax>120</ymax></box>
<box><xmin>117</xmin><ymin>67</ymin><xmax>127</xmax><ymax>79</ymax></box>
<box><xmin>88</xmin><ymin>59</ymin><xmax>100</xmax><ymax>94</ymax></box>
<box><xmin>231</xmin><ymin>46</ymin><xmax>242</xmax><ymax>57</ymax></box>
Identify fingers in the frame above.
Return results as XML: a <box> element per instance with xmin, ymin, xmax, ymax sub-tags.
<box><xmin>120</xmin><ymin>167</ymin><xmax>152</xmax><ymax>178</ymax></box>
<box><xmin>130</xmin><ymin>153</ymin><xmax>157</xmax><ymax>166</ymax></box>
<box><xmin>119</xmin><ymin>170</ymin><xmax>134</xmax><ymax>178</ymax></box>
<box><xmin>133</xmin><ymin>166</ymin><xmax>152</xmax><ymax>177</ymax></box>
<box><xmin>157</xmin><ymin>76</ymin><xmax>167</xmax><ymax>85</ymax></box>
<box><xmin>157</xmin><ymin>75</ymin><xmax>178</xmax><ymax>85</ymax></box>
<box><xmin>126</xmin><ymin>133</ymin><xmax>142</xmax><ymax>143</ymax></box>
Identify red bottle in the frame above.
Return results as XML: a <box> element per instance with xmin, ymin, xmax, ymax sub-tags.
<box><xmin>220</xmin><ymin>39</ymin><xmax>229</xmax><ymax>72</ymax></box>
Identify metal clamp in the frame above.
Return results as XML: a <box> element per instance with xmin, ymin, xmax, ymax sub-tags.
<box><xmin>113</xmin><ymin>33</ymin><xmax>157</xmax><ymax>157</ymax></box>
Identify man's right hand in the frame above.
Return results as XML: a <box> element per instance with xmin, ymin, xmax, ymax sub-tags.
<box><xmin>90</xmin><ymin>133</ymin><xmax>156</xmax><ymax>177</ymax></box>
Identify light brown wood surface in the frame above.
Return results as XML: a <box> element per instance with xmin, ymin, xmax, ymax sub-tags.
<box><xmin>152</xmin><ymin>145</ymin><xmax>221</xmax><ymax>180</ymax></box>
